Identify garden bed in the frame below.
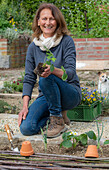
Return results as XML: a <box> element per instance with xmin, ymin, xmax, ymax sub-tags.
<box><xmin>0</xmin><ymin>137</ymin><xmax>109</xmax><ymax>158</ymax></box>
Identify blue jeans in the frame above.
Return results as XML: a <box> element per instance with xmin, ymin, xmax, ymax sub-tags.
<box><xmin>20</xmin><ymin>75</ymin><xmax>80</xmax><ymax>135</ymax></box>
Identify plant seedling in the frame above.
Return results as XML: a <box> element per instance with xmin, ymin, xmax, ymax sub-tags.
<box><xmin>34</xmin><ymin>46</ymin><xmax>68</xmax><ymax>81</ymax></box>
<box><xmin>43</xmin><ymin>46</ymin><xmax>56</xmax><ymax>72</ymax></box>
<box><xmin>40</xmin><ymin>120</ymin><xmax>49</xmax><ymax>153</ymax></box>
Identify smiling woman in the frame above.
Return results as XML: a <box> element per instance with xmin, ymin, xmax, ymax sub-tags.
<box><xmin>38</xmin><ymin>9</ymin><xmax>57</xmax><ymax>38</ymax></box>
<box><xmin>18</xmin><ymin>3</ymin><xmax>82</xmax><ymax>138</ymax></box>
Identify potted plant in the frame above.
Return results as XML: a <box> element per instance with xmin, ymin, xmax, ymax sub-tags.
<box><xmin>67</xmin><ymin>87</ymin><xmax>106</xmax><ymax>121</ymax></box>
<box><xmin>34</xmin><ymin>46</ymin><xmax>68</xmax><ymax>81</ymax></box>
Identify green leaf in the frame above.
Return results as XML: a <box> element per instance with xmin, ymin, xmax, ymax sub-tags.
<box><xmin>86</xmin><ymin>131</ymin><xmax>97</xmax><ymax>140</ymax></box>
<box><xmin>61</xmin><ymin>66</ymin><xmax>65</xmax><ymax>71</ymax></box>
<box><xmin>46</xmin><ymin>61</ymin><xmax>51</xmax><ymax>65</ymax></box>
<box><xmin>72</xmin><ymin>142</ymin><xmax>77</xmax><ymax>149</ymax></box>
<box><xmin>46</xmin><ymin>55</ymin><xmax>51</xmax><ymax>60</ymax></box>
<box><xmin>104</xmin><ymin>140</ymin><xmax>109</xmax><ymax>145</ymax></box>
<box><xmin>61</xmin><ymin>140</ymin><xmax>72</xmax><ymax>148</ymax></box>
<box><xmin>79</xmin><ymin>134</ymin><xmax>88</xmax><ymax>145</ymax></box>
<box><xmin>62</xmin><ymin>132</ymin><xmax>70</xmax><ymax>140</ymax></box>
<box><xmin>62</xmin><ymin>72</ymin><xmax>68</xmax><ymax>81</ymax></box>
<box><xmin>50</xmin><ymin>64</ymin><xmax>54</xmax><ymax>72</ymax></box>
<box><xmin>51</xmin><ymin>57</ymin><xmax>56</xmax><ymax>62</ymax></box>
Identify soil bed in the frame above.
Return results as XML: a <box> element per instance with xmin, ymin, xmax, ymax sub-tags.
<box><xmin>0</xmin><ymin>136</ymin><xmax>109</xmax><ymax>158</ymax></box>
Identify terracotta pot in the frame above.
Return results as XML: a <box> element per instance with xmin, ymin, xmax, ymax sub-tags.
<box><xmin>85</xmin><ymin>145</ymin><xmax>99</xmax><ymax>158</ymax></box>
<box><xmin>20</xmin><ymin>141</ymin><xmax>34</xmax><ymax>156</ymax></box>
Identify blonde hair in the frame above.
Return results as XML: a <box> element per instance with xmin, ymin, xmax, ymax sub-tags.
<box><xmin>32</xmin><ymin>3</ymin><xmax>69</xmax><ymax>39</ymax></box>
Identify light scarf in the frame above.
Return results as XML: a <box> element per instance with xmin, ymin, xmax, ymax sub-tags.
<box><xmin>33</xmin><ymin>34</ymin><xmax>63</xmax><ymax>51</ymax></box>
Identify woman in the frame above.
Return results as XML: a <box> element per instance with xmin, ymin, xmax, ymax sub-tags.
<box><xmin>18</xmin><ymin>3</ymin><xmax>82</xmax><ymax>138</ymax></box>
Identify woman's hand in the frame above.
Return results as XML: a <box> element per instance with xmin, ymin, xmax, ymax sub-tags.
<box><xmin>41</xmin><ymin>65</ymin><xmax>64</xmax><ymax>79</ymax></box>
<box><xmin>18</xmin><ymin>96</ymin><xmax>30</xmax><ymax>127</ymax></box>
<box><xmin>18</xmin><ymin>107</ymin><xmax>28</xmax><ymax>127</ymax></box>
<box><xmin>41</xmin><ymin>65</ymin><xmax>51</xmax><ymax>78</ymax></box>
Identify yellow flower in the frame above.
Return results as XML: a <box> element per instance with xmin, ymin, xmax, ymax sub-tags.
<box><xmin>9</xmin><ymin>20</ymin><xmax>12</xmax><ymax>23</ymax></box>
<box><xmin>14</xmin><ymin>29</ymin><xmax>17</xmax><ymax>31</ymax></box>
<box><xmin>87</xmin><ymin>98</ymin><xmax>91</xmax><ymax>102</ymax></box>
<box><xmin>93</xmin><ymin>98</ymin><xmax>96</xmax><ymax>101</ymax></box>
<box><xmin>90</xmin><ymin>94</ymin><xmax>93</xmax><ymax>97</ymax></box>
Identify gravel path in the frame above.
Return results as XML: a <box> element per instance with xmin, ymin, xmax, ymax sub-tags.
<box><xmin>0</xmin><ymin>113</ymin><xmax>109</xmax><ymax>146</ymax></box>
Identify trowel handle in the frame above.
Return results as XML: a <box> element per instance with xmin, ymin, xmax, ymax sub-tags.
<box><xmin>5</xmin><ymin>124</ymin><xmax>13</xmax><ymax>142</ymax></box>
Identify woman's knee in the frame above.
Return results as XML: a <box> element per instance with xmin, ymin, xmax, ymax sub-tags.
<box><xmin>20</xmin><ymin>121</ymin><xmax>32</xmax><ymax>136</ymax></box>
<box><xmin>39</xmin><ymin>75</ymin><xmax>54</xmax><ymax>87</ymax></box>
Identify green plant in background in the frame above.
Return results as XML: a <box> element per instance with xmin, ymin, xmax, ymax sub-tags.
<box><xmin>0</xmin><ymin>0</ymin><xmax>108</xmax><ymax>41</ymax></box>
<box><xmin>1</xmin><ymin>72</ymin><xmax>25</xmax><ymax>93</ymax></box>
<box><xmin>3</xmin><ymin>79</ymin><xmax>23</xmax><ymax>93</ymax></box>
<box><xmin>85</xmin><ymin>1</ymin><xmax>109</xmax><ymax>38</ymax></box>
<box><xmin>40</xmin><ymin>120</ymin><xmax>49</xmax><ymax>152</ymax></box>
<box><xmin>1</xmin><ymin>28</ymin><xmax>19</xmax><ymax>43</ymax></box>
<box><xmin>0</xmin><ymin>100</ymin><xmax>17</xmax><ymax>114</ymax></box>
<box><xmin>70</xmin><ymin>1</ymin><xmax>86</xmax><ymax>37</ymax></box>
<box><xmin>0</xmin><ymin>100</ymin><xmax>10</xmax><ymax>113</ymax></box>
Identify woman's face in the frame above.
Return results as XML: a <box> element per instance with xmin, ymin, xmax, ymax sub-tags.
<box><xmin>38</xmin><ymin>8</ymin><xmax>57</xmax><ymax>38</ymax></box>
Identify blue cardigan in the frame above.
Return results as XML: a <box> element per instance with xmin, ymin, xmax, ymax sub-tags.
<box><xmin>23</xmin><ymin>35</ymin><xmax>82</xmax><ymax>101</ymax></box>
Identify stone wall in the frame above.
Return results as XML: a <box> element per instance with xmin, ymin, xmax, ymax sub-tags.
<box><xmin>0</xmin><ymin>38</ymin><xmax>109</xmax><ymax>68</ymax></box>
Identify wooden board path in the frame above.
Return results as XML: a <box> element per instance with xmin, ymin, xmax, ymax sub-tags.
<box><xmin>0</xmin><ymin>150</ymin><xmax>109</xmax><ymax>169</ymax></box>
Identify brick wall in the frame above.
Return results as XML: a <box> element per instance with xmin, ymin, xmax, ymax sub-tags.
<box><xmin>0</xmin><ymin>38</ymin><xmax>31</xmax><ymax>68</ymax></box>
<box><xmin>0</xmin><ymin>38</ymin><xmax>109</xmax><ymax>68</ymax></box>
<box><xmin>74</xmin><ymin>38</ymin><xmax>109</xmax><ymax>60</ymax></box>
<box><xmin>0</xmin><ymin>39</ymin><xmax>10</xmax><ymax>68</ymax></box>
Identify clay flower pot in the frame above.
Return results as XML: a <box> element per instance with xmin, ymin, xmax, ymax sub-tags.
<box><xmin>85</xmin><ymin>145</ymin><xmax>99</xmax><ymax>158</ymax></box>
<box><xmin>20</xmin><ymin>141</ymin><xmax>34</xmax><ymax>156</ymax></box>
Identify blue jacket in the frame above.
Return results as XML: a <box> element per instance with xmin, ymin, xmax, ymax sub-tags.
<box><xmin>23</xmin><ymin>35</ymin><xmax>82</xmax><ymax>101</ymax></box>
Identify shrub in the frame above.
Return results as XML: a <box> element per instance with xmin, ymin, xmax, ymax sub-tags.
<box><xmin>0</xmin><ymin>100</ymin><xmax>10</xmax><ymax>113</ymax></box>
<box><xmin>0</xmin><ymin>0</ymin><xmax>108</xmax><ymax>41</ymax></box>
<box><xmin>1</xmin><ymin>72</ymin><xmax>25</xmax><ymax>93</ymax></box>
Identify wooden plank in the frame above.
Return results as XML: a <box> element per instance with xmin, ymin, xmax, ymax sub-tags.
<box><xmin>0</xmin><ymin>150</ymin><xmax>109</xmax><ymax>161</ymax></box>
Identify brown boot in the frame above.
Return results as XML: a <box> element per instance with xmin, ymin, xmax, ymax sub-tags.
<box><xmin>45</xmin><ymin>116</ymin><xmax>67</xmax><ymax>138</ymax></box>
<box><xmin>62</xmin><ymin>111</ymin><xmax>70</xmax><ymax>125</ymax></box>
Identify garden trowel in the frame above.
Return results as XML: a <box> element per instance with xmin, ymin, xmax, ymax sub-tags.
<box><xmin>5</xmin><ymin>124</ymin><xmax>19</xmax><ymax>152</ymax></box>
